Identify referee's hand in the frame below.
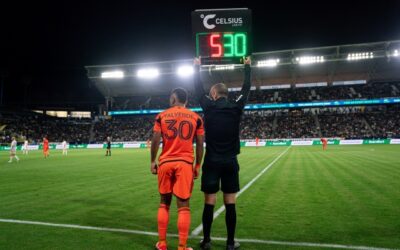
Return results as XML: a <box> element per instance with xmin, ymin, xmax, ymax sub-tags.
<box><xmin>243</xmin><ymin>56</ymin><xmax>251</xmax><ymax>65</ymax></box>
<box><xmin>194</xmin><ymin>57</ymin><xmax>201</xmax><ymax>65</ymax></box>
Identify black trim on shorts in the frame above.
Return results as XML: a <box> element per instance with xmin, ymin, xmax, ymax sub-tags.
<box><xmin>159</xmin><ymin>159</ymin><xmax>193</xmax><ymax>167</ymax></box>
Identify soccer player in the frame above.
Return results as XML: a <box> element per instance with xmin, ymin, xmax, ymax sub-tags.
<box><xmin>105</xmin><ymin>136</ymin><xmax>111</xmax><ymax>156</ymax></box>
<box><xmin>194</xmin><ymin>56</ymin><xmax>252</xmax><ymax>250</ymax></box>
<box><xmin>151</xmin><ymin>88</ymin><xmax>204</xmax><ymax>250</ymax></box>
<box><xmin>146</xmin><ymin>138</ymin><xmax>151</xmax><ymax>149</ymax></box>
<box><xmin>255</xmin><ymin>137</ymin><xmax>259</xmax><ymax>149</ymax></box>
<box><xmin>62</xmin><ymin>140</ymin><xmax>68</xmax><ymax>155</ymax></box>
<box><xmin>43</xmin><ymin>136</ymin><xmax>49</xmax><ymax>158</ymax></box>
<box><xmin>321</xmin><ymin>138</ymin><xmax>328</xmax><ymax>150</ymax></box>
<box><xmin>23</xmin><ymin>139</ymin><xmax>29</xmax><ymax>155</ymax></box>
<box><xmin>8</xmin><ymin>137</ymin><xmax>20</xmax><ymax>163</ymax></box>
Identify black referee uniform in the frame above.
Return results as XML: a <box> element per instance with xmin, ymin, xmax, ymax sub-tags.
<box><xmin>106</xmin><ymin>138</ymin><xmax>111</xmax><ymax>156</ymax></box>
<box><xmin>194</xmin><ymin>64</ymin><xmax>251</xmax><ymax>193</ymax></box>
<box><xmin>194</xmin><ymin>63</ymin><xmax>251</xmax><ymax>249</ymax></box>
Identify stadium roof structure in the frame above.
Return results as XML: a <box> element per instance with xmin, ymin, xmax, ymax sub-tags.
<box><xmin>85</xmin><ymin>40</ymin><xmax>400</xmax><ymax>98</ymax></box>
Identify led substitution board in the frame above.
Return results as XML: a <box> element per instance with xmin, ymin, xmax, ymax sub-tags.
<box><xmin>192</xmin><ymin>8</ymin><xmax>252</xmax><ymax>65</ymax></box>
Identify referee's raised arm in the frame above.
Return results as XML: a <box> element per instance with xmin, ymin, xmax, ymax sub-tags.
<box><xmin>236</xmin><ymin>57</ymin><xmax>252</xmax><ymax>109</ymax></box>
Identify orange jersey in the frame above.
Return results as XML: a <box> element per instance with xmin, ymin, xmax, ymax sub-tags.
<box><xmin>321</xmin><ymin>138</ymin><xmax>327</xmax><ymax>145</ymax></box>
<box><xmin>153</xmin><ymin>106</ymin><xmax>204</xmax><ymax>165</ymax></box>
<box><xmin>43</xmin><ymin>139</ymin><xmax>49</xmax><ymax>150</ymax></box>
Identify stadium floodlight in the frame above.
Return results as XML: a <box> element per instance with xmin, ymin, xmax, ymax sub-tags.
<box><xmin>393</xmin><ymin>50</ymin><xmax>399</xmax><ymax>57</ymax></box>
<box><xmin>257</xmin><ymin>59</ymin><xmax>280</xmax><ymax>67</ymax></box>
<box><xmin>101</xmin><ymin>71</ymin><xmax>124</xmax><ymax>79</ymax></box>
<box><xmin>214</xmin><ymin>65</ymin><xmax>235</xmax><ymax>71</ymax></box>
<box><xmin>177</xmin><ymin>65</ymin><xmax>194</xmax><ymax>77</ymax></box>
<box><xmin>347</xmin><ymin>52</ymin><xmax>374</xmax><ymax>61</ymax></box>
<box><xmin>137</xmin><ymin>68</ymin><xmax>159</xmax><ymax>79</ymax></box>
<box><xmin>295</xmin><ymin>56</ymin><xmax>324</xmax><ymax>65</ymax></box>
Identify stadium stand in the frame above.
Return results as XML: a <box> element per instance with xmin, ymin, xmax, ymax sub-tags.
<box><xmin>110</xmin><ymin>81</ymin><xmax>400</xmax><ymax>110</ymax></box>
<box><xmin>0</xmin><ymin>113</ymin><xmax>91</xmax><ymax>144</ymax></box>
<box><xmin>1</xmin><ymin>103</ymin><xmax>400</xmax><ymax>144</ymax></box>
<box><xmin>92</xmin><ymin>116</ymin><xmax>154</xmax><ymax>143</ymax></box>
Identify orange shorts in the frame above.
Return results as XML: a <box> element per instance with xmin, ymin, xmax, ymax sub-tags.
<box><xmin>158</xmin><ymin>161</ymin><xmax>194</xmax><ymax>199</ymax></box>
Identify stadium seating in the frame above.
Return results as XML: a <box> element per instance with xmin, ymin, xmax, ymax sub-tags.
<box><xmin>112</xmin><ymin>81</ymin><xmax>400</xmax><ymax>110</ymax></box>
<box><xmin>0</xmin><ymin>112</ymin><xmax>91</xmax><ymax>144</ymax></box>
<box><xmin>1</xmin><ymin>81</ymin><xmax>400</xmax><ymax>144</ymax></box>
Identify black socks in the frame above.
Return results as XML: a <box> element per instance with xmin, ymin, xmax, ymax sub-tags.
<box><xmin>225</xmin><ymin>203</ymin><xmax>236</xmax><ymax>246</ymax></box>
<box><xmin>202</xmin><ymin>204</ymin><xmax>215</xmax><ymax>242</ymax></box>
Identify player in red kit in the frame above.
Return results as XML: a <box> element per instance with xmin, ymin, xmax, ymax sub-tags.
<box><xmin>43</xmin><ymin>137</ymin><xmax>49</xmax><ymax>158</ymax></box>
<box><xmin>255</xmin><ymin>137</ymin><xmax>259</xmax><ymax>149</ymax></box>
<box><xmin>321</xmin><ymin>138</ymin><xmax>328</xmax><ymax>151</ymax></box>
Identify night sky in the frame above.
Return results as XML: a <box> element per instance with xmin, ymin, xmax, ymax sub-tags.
<box><xmin>1</xmin><ymin>0</ymin><xmax>399</xmax><ymax>108</ymax></box>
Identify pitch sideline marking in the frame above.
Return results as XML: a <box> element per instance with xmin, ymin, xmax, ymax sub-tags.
<box><xmin>0</xmin><ymin>218</ymin><xmax>395</xmax><ymax>250</ymax></box>
<box><xmin>191</xmin><ymin>146</ymin><xmax>291</xmax><ymax>236</ymax></box>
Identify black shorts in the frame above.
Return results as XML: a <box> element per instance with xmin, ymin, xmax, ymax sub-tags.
<box><xmin>201</xmin><ymin>158</ymin><xmax>240</xmax><ymax>194</ymax></box>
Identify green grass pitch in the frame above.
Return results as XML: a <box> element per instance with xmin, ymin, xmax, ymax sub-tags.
<box><xmin>0</xmin><ymin>145</ymin><xmax>399</xmax><ymax>249</ymax></box>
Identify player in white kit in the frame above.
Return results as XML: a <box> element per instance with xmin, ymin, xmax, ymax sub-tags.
<box><xmin>23</xmin><ymin>140</ymin><xmax>29</xmax><ymax>154</ymax></box>
<box><xmin>62</xmin><ymin>140</ymin><xmax>68</xmax><ymax>155</ymax></box>
<box><xmin>8</xmin><ymin>137</ymin><xmax>20</xmax><ymax>163</ymax></box>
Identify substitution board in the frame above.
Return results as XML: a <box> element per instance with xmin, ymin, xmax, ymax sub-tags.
<box><xmin>192</xmin><ymin>8</ymin><xmax>252</xmax><ymax>65</ymax></box>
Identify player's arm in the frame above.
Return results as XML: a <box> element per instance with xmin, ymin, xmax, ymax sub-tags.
<box><xmin>150</xmin><ymin>131</ymin><xmax>161</xmax><ymax>175</ymax></box>
<box><xmin>194</xmin><ymin>134</ymin><xmax>204</xmax><ymax>179</ymax></box>
<box><xmin>236</xmin><ymin>57</ymin><xmax>252</xmax><ymax>109</ymax></box>
<box><xmin>193</xmin><ymin>117</ymin><xmax>205</xmax><ymax>179</ymax></box>
<box><xmin>194</xmin><ymin>58</ymin><xmax>212</xmax><ymax>109</ymax></box>
<box><xmin>150</xmin><ymin>114</ymin><xmax>162</xmax><ymax>174</ymax></box>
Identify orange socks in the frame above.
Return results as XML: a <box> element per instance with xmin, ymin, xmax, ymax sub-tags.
<box><xmin>157</xmin><ymin>204</ymin><xmax>170</xmax><ymax>246</ymax></box>
<box><xmin>158</xmin><ymin>205</ymin><xmax>191</xmax><ymax>249</ymax></box>
<box><xmin>177</xmin><ymin>207</ymin><xmax>191</xmax><ymax>249</ymax></box>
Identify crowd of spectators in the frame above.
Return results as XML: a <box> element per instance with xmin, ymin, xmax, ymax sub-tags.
<box><xmin>319</xmin><ymin>113</ymin><xmax>372</xmax><ymax>139</ymax></box>
<box><xmin>240</xmin><ymin>111</ymin><xmax>274</xmax><ymax>139</ymax></box>
<box><xmin>92</xmin><ymin>116</ymin><xmax>154</xmax><ymax>142</ymax></box>
<box><xmin>274</xmin><ymin>111</ymin><xmax>320</xmax><ymax>139</ymax></box>
<box><xmin>0</xmin><ymin>113</ymin><xmax>91</xmax><ymax>144</ymax></box>
<box><xmin>1</xmin><ymin>88</ymin><xmax>399</xmax><ymax>144</ymax></box>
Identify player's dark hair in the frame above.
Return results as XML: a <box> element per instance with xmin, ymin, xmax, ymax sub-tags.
<box><xmin>171</xmin><ymin>88</ymin><xmax>188</xmax><ymax>103</ymax></box>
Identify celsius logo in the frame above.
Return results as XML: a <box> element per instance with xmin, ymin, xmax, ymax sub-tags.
<box><xmin>200</xmin><ymin>14</ymin><xmax>243</xmax><ymax>29</ymax></box>
<box><xmin>201</xmin><ymin>14</ymin><xmax>216</xmax><ymax>29</ymax></box>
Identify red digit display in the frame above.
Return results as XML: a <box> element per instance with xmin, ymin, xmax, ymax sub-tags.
<box><xmin>197</xmin><ymin>32</ymin><xmax>247</xmax><ymax>59</ymax></box>
<box><xmin>192</xmin><ymin>8</ymin><xmax>251</xmax><ymax>65</ymax></box>
<box><xmin>209</xmin><ymin>34</ymin><xmax>223</xmax><ymax>57</ymax></box>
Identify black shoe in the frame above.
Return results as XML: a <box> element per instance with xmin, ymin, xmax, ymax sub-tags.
<box><xmin>226</xmin><ymin>241</ymin><xmax>240</xmax><ymax>250</ymax></box>
<box><xmin>199</xmin><ymin>239</ymin><xmax>211</xmax><ymax>249</ymax></box>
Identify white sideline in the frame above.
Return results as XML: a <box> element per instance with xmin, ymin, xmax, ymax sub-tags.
<box><xmin>191</xmin><ymin>146</ymin><xmax>292</xmax><ymax>236</ymax></box>
<box><xmin>0</xmin><ymin>218</ymin><xmax>395</xmax><ymax>250</ymax></box>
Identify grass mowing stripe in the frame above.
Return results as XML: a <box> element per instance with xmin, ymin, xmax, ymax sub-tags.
<box><xmin>0</xmin><ymin>218</ymin><xmax>396</xmax><ymax>250</ymax></box>
<box><xmin>191</xmin><ymin>146</ymin><xmax>291</xmax><ymax>236</ymax></box>
<box><xmin>326</xmin><ymin>151</ymin><xmax>397</xmax><ymax>203</ymax></box>
<box><xmin>1</xmin><ymin>146</ymin><xmax>399</xmax><ymax>249</ymax></box>
<box><xmin>310</xmin><ymin>148</ymin><xmax>399</xmax><ymax>247</ymax></box>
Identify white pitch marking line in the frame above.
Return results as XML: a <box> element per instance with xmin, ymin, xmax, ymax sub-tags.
<box><xmin>0</xmin><ymin>218</ymin><xmax>395</xmax><ymax>250</ymax></box>
<box><xmin>191</xmin><ymin>146</ymin><xmax>292</xmax><ymax>236</ymax></box>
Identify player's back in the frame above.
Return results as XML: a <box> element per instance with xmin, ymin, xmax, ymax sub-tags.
<box><xmin>155</xmin><ymin>106</ymin><xmax>203</xmax><ymax>165</ymax></box>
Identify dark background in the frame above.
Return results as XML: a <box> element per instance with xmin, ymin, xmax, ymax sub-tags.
<box><xmin>1</xmin><ymin>0</ymin><xmax>399</xmax><ymax>109</ymax></box>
